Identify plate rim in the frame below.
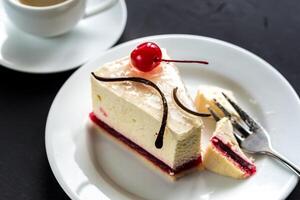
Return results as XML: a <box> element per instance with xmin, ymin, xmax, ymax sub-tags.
<box><xmin>0</xmin><ymin>0</ymin><xmax>127</xmax><ymax>74</ymax></box>
<box><xmin>45</xmin><ymin>34</ymin><xmax>300</xmax><ymax>200</ymax></box>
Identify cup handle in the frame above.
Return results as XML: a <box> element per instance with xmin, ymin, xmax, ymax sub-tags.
<box><xmin>83</xmin><ymin>0</ymin><xmax>117</xmax><ymax>19</ymax></box>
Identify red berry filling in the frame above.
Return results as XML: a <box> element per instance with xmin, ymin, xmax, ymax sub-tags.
<box><xmin>89</xmin><ymin>112</ymin><xmax>202</xmax><ymax>175</ymax></box>
<box><xmin>211</xmin><ymin>136</ymin><xmax>256</xmax><ymax>176</ymax></box>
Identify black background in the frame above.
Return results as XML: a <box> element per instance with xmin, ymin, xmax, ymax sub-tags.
<box><xmin>0</xmin><ymin>0</ymin><xmax>299</xmax><ymax>199</ymax></box>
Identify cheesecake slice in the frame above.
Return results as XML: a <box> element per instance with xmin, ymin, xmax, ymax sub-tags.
<box><xmin>195</xmin><ymin>85</ymin><xmax>240</xmax><ymax>118</ymax></box>
<box><xmin>203</xmin><ymin>117</ymin><xmax>256</xmax><ymax>179</ymax></box>
<box><xmin>90</xmin><ymin>50</ymin><xmax>203</xmax><ymax>179</ymax></box>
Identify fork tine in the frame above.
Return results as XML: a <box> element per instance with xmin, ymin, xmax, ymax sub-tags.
<box><xmin>213</xmin><ymin>97</ymin><xmax>252</xmax><ymax>137</ymax></box>
<box><xmin>207</xmin><ymin>107</ymin><xmax>221</xmax><ymax>122</ymax></box>
<box><xmin>221</xmin><ymin>92</ymin><xmax>259</xmax><ymax>132</ymax></box>
<box><xmin>232</xmin><ymin>131</ymin><xmax>244</xmax><ymax>146</ymax></box>
<box><xmin>213</xmin><ymin>99</ymin><xmax>232</xmax><ymax>118</ymax></box>
<box><xmin>208</xmin><ymin>105</ymin><xmax>246</xmax><ymax>145</ymax></box>
<box><xmin>231</xmin><ymin>119</ymin><xmax>251</xmax><ymax>138</ymax></box>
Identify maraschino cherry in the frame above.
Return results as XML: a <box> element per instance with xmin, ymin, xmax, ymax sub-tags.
<box><xmin>130</xmin><ymin>42</ymin><xmax>208</xmax><ymax>72</ymax></box>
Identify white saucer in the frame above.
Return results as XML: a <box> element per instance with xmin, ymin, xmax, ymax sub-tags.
<box><xmin>46</xmin><ymin>34</ymin><xmax>300</xmax><ymax>200</ymax></box>
<box><xmin>0</xmin><ymin>0</ymin><xmax>127</xmax><ymax>74</ymax></box>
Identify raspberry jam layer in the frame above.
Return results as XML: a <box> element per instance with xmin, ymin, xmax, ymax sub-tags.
<box><xmin>89</xmin><ymin>112</ymin><xmax>202</xmax><ymax>176</ymax></box>
<box><xmin>211</xmin><ymin>136</ymin><xmax>256</xmax><ymax>176</ymax></box>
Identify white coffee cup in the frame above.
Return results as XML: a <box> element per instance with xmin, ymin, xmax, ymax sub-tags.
<box><xmin>3</xmin><ymin>0</ymin><xmax>117</xmax><ymax>37</ymax></box>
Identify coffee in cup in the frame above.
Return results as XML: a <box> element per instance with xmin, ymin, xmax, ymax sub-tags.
<box><xmin>19</xmin><ymin>0</ymin><xmax>67</xmax><ymax>7</ymax></box>
<box><xmin>4</xmin><ymin>0</ymin><xmax>117</xmax><ymax>37</ymax></box>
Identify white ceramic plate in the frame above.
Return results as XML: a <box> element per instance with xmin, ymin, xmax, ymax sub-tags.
<box><xmin>46</xmin><ymin>34</ymin><xmax>300</xmax><ymax>200</ymax></box>
<box><xmin>0</xmin><ymin>0</ymin><xmax>127</xmax><ymax>74</ymax></box>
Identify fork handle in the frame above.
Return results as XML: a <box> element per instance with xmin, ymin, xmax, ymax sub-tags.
<box><xmin>263</xmin><ymin>149</ymin><xmax>300</xmax><ymax>177</ymax></box>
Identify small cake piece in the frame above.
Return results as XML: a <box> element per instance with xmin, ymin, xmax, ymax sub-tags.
<box><xmin>90</xmin><ymin>49</ymin><xmax>203</xmax><ymax>179</ymax></box>
<box><xmin>203</xmin><ymin>117</ymin><xmax>256</xmax><ymax>179</ymax></box>
<box><xmin>195</xmin><ymin>85</ymin><xmax>239</xmax><ymax>118</ymax></box>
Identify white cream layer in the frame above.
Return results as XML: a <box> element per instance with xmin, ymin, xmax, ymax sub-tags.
<box><xmin>91</xmin><ymin>50</ymin><xmax>202</xmax><ymax>169</ymax></box>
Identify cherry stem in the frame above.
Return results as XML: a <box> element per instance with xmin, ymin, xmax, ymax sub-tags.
<box><xmin>160</xmin><ymin>59</ymin><xmax>208</xmax><ymax>65</ymax></box>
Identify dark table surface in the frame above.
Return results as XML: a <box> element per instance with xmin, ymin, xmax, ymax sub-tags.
<box><xmin>0</xmin><ymin>0</ymin><xmax>299</xmax><ymax>199</ymax></box>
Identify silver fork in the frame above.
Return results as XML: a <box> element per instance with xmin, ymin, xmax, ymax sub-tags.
<box><xmin>208</xmin><ymin>93</ymin><xmax>300</xmax><ymax>177</ymax></box>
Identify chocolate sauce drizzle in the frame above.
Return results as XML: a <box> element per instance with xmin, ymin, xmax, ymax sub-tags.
<box><xmin>172</xmin><ymin>87</ymin><xmax>211</xmax><ymax>117</ymax></box>
<box><xmin>91</xmin><ymin>72</ymin><xmax>168</xmax><ymax>149</ymax></box>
